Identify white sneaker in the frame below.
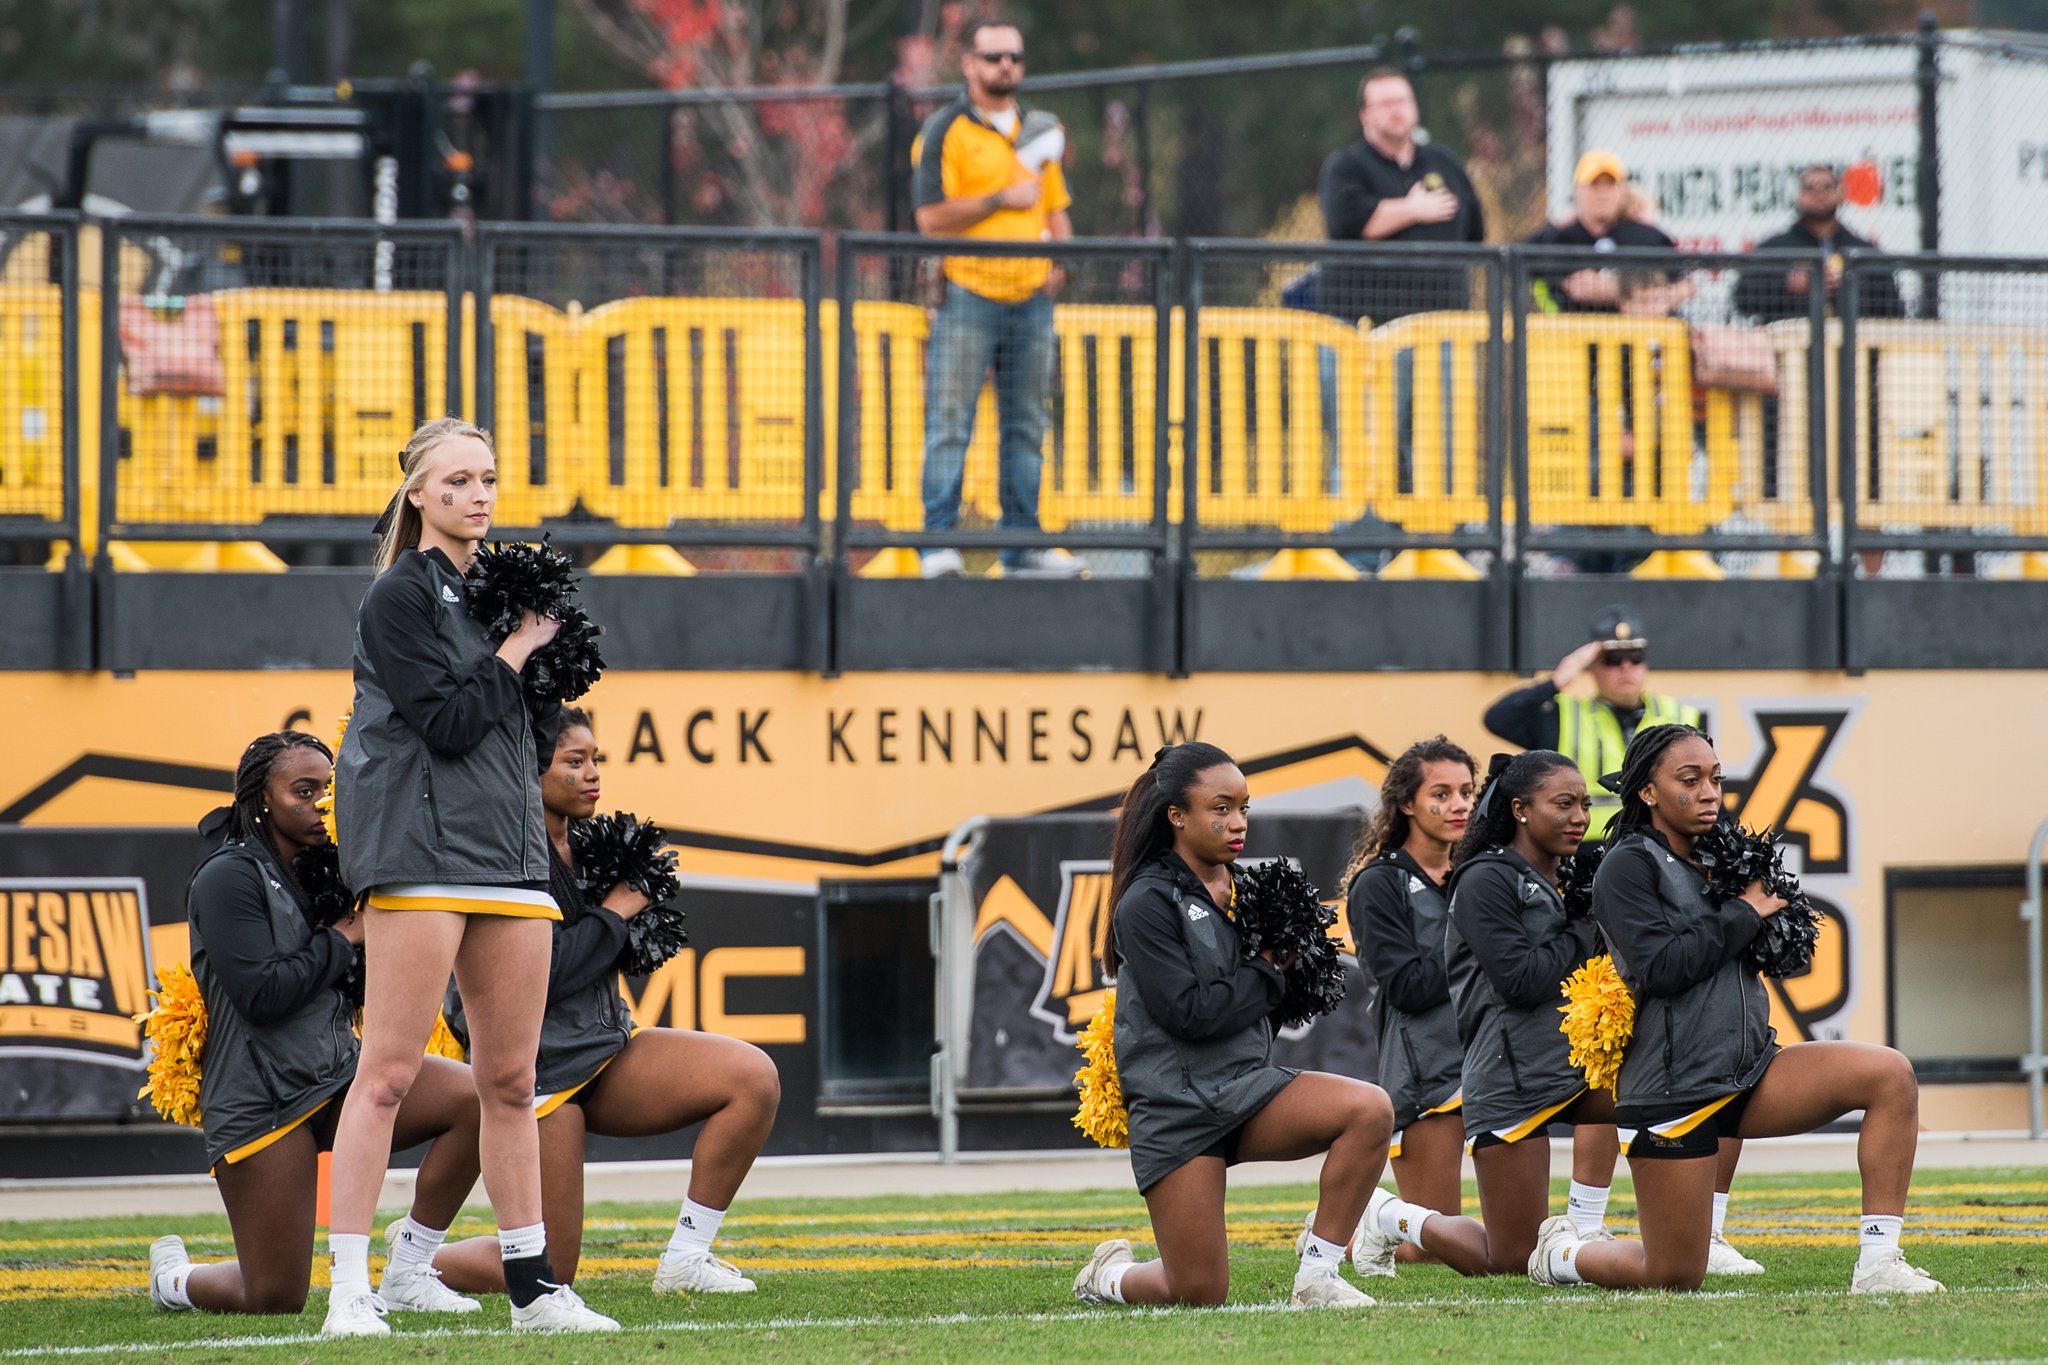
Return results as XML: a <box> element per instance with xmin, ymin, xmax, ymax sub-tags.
<box><xmin>1073</xmin><ymin>1238</ymin><xmax>1133</xmax><ymax>1304</ymax></box>
<box><xmin>654</xmin><ymin>1249</ymin><xmax>757</xmax><ymax>1294</ymax></box>
<box><xmin>1527</xmin><ymin>1214</ymin><xmax>1584</xmax><ymax>1287</ymax></box>
<box><xmin>1850</xmin><ymin>1248</ymin><xmax>1945</xmax><ymax>1294</ymax></box>
<box><xmin>1581</xmin><ymin>1224</ymin><xmax>1619</xmax><ymax>1243</ymax></box>
<box><xmin>320</xmin><ymin>1286</ymin><xmax>392</xmax><ymax>1337</ymax></box>
<box><xmin>1350</xmin><ymin>1188</ymin><xmax>1401</xmax><ymax>1278</ymax></box>
<box><xmin>1006</xmin><ymin>547</ymin><xmax>1086</xmax><ymax>579</ymax></box>
<box><xmin>378</xmin><ymin>1221</ymin><xmax>481</xmax><ymax>1312</ymax></box>
<box><xmin>920</xmin><ymin>548</ymin><xmax>966</xmax><ymax>578</ymax></box>
<box><xmin>147</xmin><ymin>1234</ymin><xmax>191</xmax><ymax>1312</ymax></box>
<box><xmin>1290</xmin><ymin>1259</ymin><xmax>1374</xmax><ymax>1308</ymax></box>
<box><xmin>509</xmin><ymin>1283</ymin><xmax>621</xmax><ymax>1332</ymax></box>
<box><xmin>1706</xmin><ymin>1229</ymin><xmax>1765</xmax><ymax>1275</ymax></box>
<box><xmin>379</xmin><ymin>1264</ymin><xmax>481</xmax><ymax>1313</ymax></box>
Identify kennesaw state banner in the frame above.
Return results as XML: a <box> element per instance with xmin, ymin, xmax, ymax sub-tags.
<box><xmin>0</xmin><ymin>830</ymin><xmax>190</xmax><ymax>1120</ymax></box>
<box><xmin>960</xmin><ymin>812</ymin><xmax>1378</xmax><ymax>1096</ymax></box>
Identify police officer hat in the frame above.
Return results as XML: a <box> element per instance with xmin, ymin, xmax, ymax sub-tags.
<box><xmin>1589</xmin><ymin>605</ymin><xmax>1647</xmax><ymax>654</ymax></box>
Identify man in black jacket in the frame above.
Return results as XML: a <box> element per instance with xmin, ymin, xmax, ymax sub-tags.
<box><xmin>1732</xmin><ymin>164</ymin><xmax>1905</xmax><ymax>322</ymax></box>
<box><xmin>1316</xmin><ymin>67</ymin><xmax>1484</xmax><ymax>324</ymax></box>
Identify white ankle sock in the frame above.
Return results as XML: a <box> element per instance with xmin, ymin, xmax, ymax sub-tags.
<box><xmin>1856</xmin><ymin>1214</ymin><xmax>1903</xmax><ymax>1270</ymax></box>
<box><xmin>498</xmin><ymin>1222</ymin><xmax>548</xmax><ymax>1263</ymax></box>
<box><xmin>385</xmin><ymin>1217</ymin><xmax>448</xmax><ymax>1276</ymax></box>
<box><xmin>1567</xmin><ymin>1180</ymin><xmax>1610</xmax><ymax>1236</ymax></box>
<box><xmin>1546</xmin><ymin>1239</ymin><xmax>1586</xmax><ymax>1284</ymax></box>
<box><xmin>1711</xmin><ymin>1192</ymin><xmax>1730</xmax><ymax>1237</ymax></box>
<box><xmin>1101</xmin><ymin>1259</ymin><xmax>1133</xmax><ymax>1302</ymax></box>
<box><xmin>1298</xmin><ymin>1232</ymin><xmax>1347</xmax><ymax>1274</ymax></box>
<box><xmin>329</xmin><ymin>1232</ymin><xmax>372</xmax><ymax>1292</ymax></box>
<box><xmin>157</xmin><ymin>1263</ymin><xmax>195</xmax><ymax>1309</ymax></box>
<box><xmin>666</xmin><ymin>1198</ymin><xmax>726</xmax><ymax>1257</ymax></box>
<box><xmin>1378</xmin><ymin>1197</ymin><xmax>1437</xmax><ymax>1247</ymax></box>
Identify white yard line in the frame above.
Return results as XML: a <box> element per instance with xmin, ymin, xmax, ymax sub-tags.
<box><xmin>5</xmin><ymin>1284</ymin><xmax>2040</xmax><ymax>1359</ymax></box>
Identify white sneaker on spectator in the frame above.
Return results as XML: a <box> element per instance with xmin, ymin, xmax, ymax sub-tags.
<box><xmin>654</xmin><ymin>1249</ymin><xmax>756</xmax><ymax>1294</ymax></box>
<box><xmin>1006</xmin><ymin>547</ymin><xmax>1085</xmax><ymax>578</ymax></box>
<box><xmin>1705</xmin><ymin>1230</ymin><xmax>1765</xmax><ymax>1275</ymax></box>
<box><xmin>319</xmin><ymin>1286</ymin><xmax>391</xmax><ymax>1337</ymax></box>
<box><xmin>147</xmin><ymin>1235</ymin><xmax>191</xmax><ymax>1312</ymax></box>
<box><xmin>920</xmin><ymin>548</ymin><xmax>966</xmax><ymax>578</ymax></box>
<box><xmin>1850</xmin><ymin>1249</ymin><xmax>1944</xmax><ymax>1294</ymax></box>
<box><xmin>509</xmin><ymin>1283</ymin><xmax>621</xmax><ymax>1332</ymax></box>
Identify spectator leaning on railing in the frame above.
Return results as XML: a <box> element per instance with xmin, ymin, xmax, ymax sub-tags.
<box><xmin>1731</xmin><ymin>164</ymin><xmax>1905</xmax><ymax>323</ymax></box>
<box><xmin>1316</xmin><ymin>66</ymin><xmax>1485</xmax><ymax>324</ymax></box>
<box><xmin>1526</xmin><ymin>151</ymin><xmax>1692</xmax><ymax>317</ymax></box>
<box><xmin>909</xmin><ymin>18</ymin><xmax>1081</xmax><ymax>580</ymax></box>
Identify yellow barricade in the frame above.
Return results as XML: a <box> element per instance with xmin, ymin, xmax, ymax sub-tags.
<box><xmin>465</xmin><ymin>293</ymin><xmax>581</xmax><ymax>527</ymax></box>
<box><xmin>1522</xmin><ymin>315</ymin><xmax>1735</xmax><ymax>534</ymax></box>
<box><xmin>577</xmin><ymin>296</ymin><xmax>810</xmax><ymax>529</ymax></box>
<box><xmin>1363</xmin><ymin>312</ymin><xmax>1493</xmax><ymax>535</ymax></box>
<box><xmin>114</xmin><ymin>289</ymin><xmax>462</xmax><ymax>526</ymax></box>
<box><xmin>0</xmin><ymin>284</ymin><xmax>70</xmax><ymax>524</ymax></box>
<box><xmin>822</xmin><ymin>298</ymin><xmax>938</xmax><ymax>533</ymax></box>
<box><xmin>1182</xmin><ymin>307</ymin><xmax>1370</xmax><ymax>533</ymax></box>
<box><xmin>1036</xmin><ymin>304</ymin><xmax>1175</xmax><ymax>532</ymax></box>
<box><xmin>1848</xmin><ymin>320</ymin><xmax>2048</xmax><ymax>535</ymax></box>
<box><xmin>1762</xmin><ymin>319</ymin><xmax>2048</xmax><ymax>537</ymax></box>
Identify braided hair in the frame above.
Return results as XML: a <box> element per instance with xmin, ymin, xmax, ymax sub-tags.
<box><xmin>1607</xmin><ymin>722</ymin><xmax>1715</xmax><ymax>840</ymax></box>
<box><xmin>1341</xmin><ymin>735</ymin><xmax>1476</xmax><ymax>888</ymax></box>
<box><xmin>223</xmin><ymin>730</ymin><xmax>334</xmax><ymax>846</ymax></box>
<box><xmin>1105</xmin><ymin>741</ymin><xmax>1238</xmax><ymax>974</ymax></box>
<box><xmin>1450</xmin><ymin>749</ymin><xmax>1579</xmax><ymax>868</ymax></box>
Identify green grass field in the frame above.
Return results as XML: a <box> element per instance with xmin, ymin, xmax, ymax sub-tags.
<box><xmin>5</xmin><ymin>1166</ymin><xmax>2047</xmax><ymax>1362</ymax></box>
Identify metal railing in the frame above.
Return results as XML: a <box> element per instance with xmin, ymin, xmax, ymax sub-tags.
<box><xmin>9</xmin><ymin>220</ymin><xmax>2048</xmax><ymax>581</ymax></box>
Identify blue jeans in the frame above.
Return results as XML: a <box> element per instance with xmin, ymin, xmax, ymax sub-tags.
<box><xmin>921</xmin><ymin>283</ymin><xmax>1054</xmax><ymax>566</ymax></box>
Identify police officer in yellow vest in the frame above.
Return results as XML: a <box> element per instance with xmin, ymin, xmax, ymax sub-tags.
<box><xmin>1481</xmin><ymin>606</ymin><xmax>1702</xmax><ymax>840</ymax></box>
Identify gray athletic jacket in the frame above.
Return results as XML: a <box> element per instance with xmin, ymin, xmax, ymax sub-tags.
<box><xmin>1112</xmin><ymin>855</ymin><xmax>1295</xmax><ymax>1194</ymax></box>
<box><xmin>188</xmin><ymin>835</ymin><xmax>358</xmax><ymax>1166</ymax></box>
<box><xmin>1445</xmin><ymin>847</ymin><xmax>1597</xmax><ymax>1138</ymax></box>
<box><xmin>334</xmin><ymin>547</ymin><xmax>550</xmax><ymax>891</ymax></box>
<box><xmin>1593</xmin><ymin>828</ymin><xmax>1778</xmax><ymax>1108</ymax></box>
<box><xmin>1349</xmin><ymin>851</ymin><xmax>1463</xmax><ymax>1128</ymax></box>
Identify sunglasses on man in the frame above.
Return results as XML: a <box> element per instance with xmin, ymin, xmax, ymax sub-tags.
<box><xmin>974</xmin><ymin>50</ymin><xmax>1026</xmax><ymax>64</ymax></box>
<box><xmin>1598</xmin><ymin>646</ymin><xmax>1647</xmax><ymax>666</ymax></box>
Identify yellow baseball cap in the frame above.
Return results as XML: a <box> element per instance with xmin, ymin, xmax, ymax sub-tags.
<box><xmin>1574</xmin><ymin>150</ymin><xmax>1626</xmax><ymax>185</ymax></box>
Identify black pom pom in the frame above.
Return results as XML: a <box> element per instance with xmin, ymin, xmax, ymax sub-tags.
<box><xmin>1693</xmin><ymin>820</ymin><xmax>1822</xmax><ymax>978</ymax></box>
<box><xmin>463</xmin><ymin>536</ymin><xmax>606</xmax><ymax>707</ymax></box>
<box><xmin>571</xmin><ymin>812</ymin><xmax>687</xmax><ymax>975</ymax></box>
<box><xmin>1557</xmin><ymin>841</ymin><xmax>1608</xmax><ymax>922</ymax></box>
<box><xmin>1231</xmin><ymin>859</ymin><xmax>1347</xmax><ymax>1029</ymax></box>
<box><xmin>465</xmin><ymin>537</ymin><xmax>578</xmax><ymax>638</ymax></box>
<box><xmin>291</xmin><ymin>843</ymin><xmax>364</xmax><ymax>1005</ymax></box>
<box><xmin>621</xmin><ymin>904</ymin><xmax>691</xmax><ymax>978</ymax></box>
<box><xmin>293</xmin><ymin>843</ymin><xmax>353</xmax><ymax>929</ymax></box>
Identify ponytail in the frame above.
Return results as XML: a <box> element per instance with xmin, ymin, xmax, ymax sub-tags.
<box><xmin>1451</xmin><ymin>749</ymin><xmax>1578</xmax><ymax>868</ymax></box>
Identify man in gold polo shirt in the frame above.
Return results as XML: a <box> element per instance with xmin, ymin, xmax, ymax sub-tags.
<box><xmin>910</xmin><ymin>19</ymin><xmax>1078</xmax><ymax>578</ymax></box>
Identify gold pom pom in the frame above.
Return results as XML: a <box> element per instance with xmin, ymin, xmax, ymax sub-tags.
<box><xmin>424</xmin><ymin>1012</ymin><xmax>467</xmax><ymax>1061</ymax></box>
<box><xmin>1559</xmin><ymin>955</ymin><xmax>1634</xmax><ymax>1093</ymax></box>
<box><xmin>1071</xmin><ymin>988</ymin><xmax>1128</xmax><ymax>1150</ymax></box>
<box><xmin>135</xmin><ymin>964</ymin><xmax>209</xmax><ymax>1128</ymax></box>
<box><xmin>318</xmin><ymin>707</ymin><xmax>351</xmax><ymax>845</ymax></box>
